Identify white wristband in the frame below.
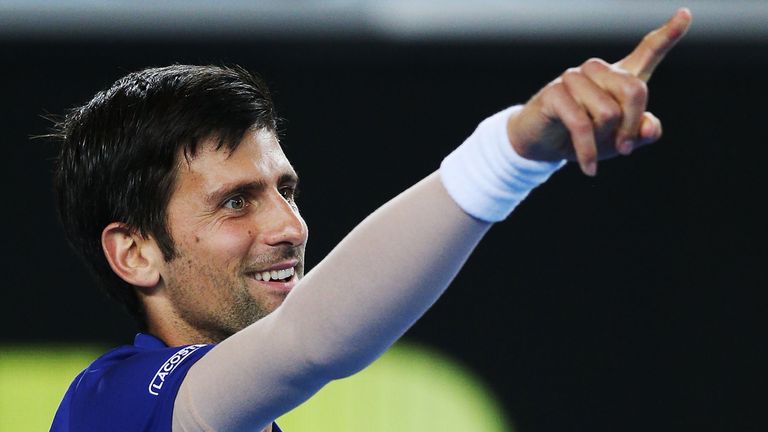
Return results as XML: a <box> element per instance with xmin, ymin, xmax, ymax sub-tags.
<box><xmin>440</xmin><ymin>105</ymin><xmax>566</xmax><ymax>222</ymax></box>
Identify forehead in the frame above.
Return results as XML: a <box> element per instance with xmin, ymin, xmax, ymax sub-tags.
<box><xmin>173</xmin><ymin>128</ymin><xmax>295</xmax><ymax>196</ymax></box>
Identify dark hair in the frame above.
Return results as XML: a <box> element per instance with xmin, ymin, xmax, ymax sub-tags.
<box><xmin>52</xmin><ymin>64</ymin><xmax>278</xmax><ymax>326</ymax></box>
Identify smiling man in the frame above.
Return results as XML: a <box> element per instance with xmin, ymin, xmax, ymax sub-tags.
<box><xmin>50</xmin><ymin>9</ymin><xmax>691</xmax><ymax>432</ymax></box>
<box><xmin>137</xmin><ymin>127</ymin><xmax>307</xmax><ymax>346</ymax></box>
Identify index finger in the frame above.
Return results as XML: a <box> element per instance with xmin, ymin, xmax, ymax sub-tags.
<box><xmin>616</xmin><ymin>8</ymin><xmax>693</xmax><ymax>81</ymax></box>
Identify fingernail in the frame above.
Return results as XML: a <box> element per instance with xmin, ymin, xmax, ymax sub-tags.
<box><xmin>583</xmin><ymin>161</ymin><xmax>597</xmax><ymax>176</ymax></box>
<box><xmin>620</xmin><ymin>139</ymin><xmax>634</xmax><ymax>155</ymax></box>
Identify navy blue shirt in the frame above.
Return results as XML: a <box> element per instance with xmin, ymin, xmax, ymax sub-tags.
<box><xmin>51</xmin><ymin>333</ymin><xmax>282</xmax><ymax>431</ymax></box>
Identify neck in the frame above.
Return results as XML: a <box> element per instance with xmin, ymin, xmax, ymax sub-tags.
<box><xmin>141</xmin><ymin>294</ymin><xmax>223</xmax><ymax>346</ymax></box>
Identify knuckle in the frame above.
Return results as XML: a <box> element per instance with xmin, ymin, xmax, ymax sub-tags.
<box><xmin>546</xmin><ymin>77</ymin><xmax>564</xmax><ymax>90</ymax></box>
<box><xmin>561</xmin><ymin>68</ymin><xmax>581</xmax><ymax>84</ymax></box>
<box><xmin>640</xmin><ymin>31</ymin><xmax>660</xmax><ymax>50</ymax></box>
<box><xmin>547</xmin><ymin>80</ymin><xmax>567</xmax><ymax>97</ymax></box>
<box><xmin>584</xmin><ymin>57</ymin><xmax>607</xmax><ymax>68</ymax></box>
<box><xmin>643</xmin><ymin>30</ymin><xmax>661</xmax><ymax>45</ymax></box>
<box><xmin>582</xmin><ymin>58</ymin><xmax>608</xmax><ymax>74</ymax></box>
<box><xmin>622</xmin><ymin>79</ymin><xmax>648</xmax><ymax>102</ymax></box>
<box><xmin>565</xmin><ymin>67</ymin><xmax>581</xmax><ymax>75</ymax></box>
<box><xmin>595</xmin><ymin>102</ymin><xmax>621</xmax><ymax>125</ymax></box>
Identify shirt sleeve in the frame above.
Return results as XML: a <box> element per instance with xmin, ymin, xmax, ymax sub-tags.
<box><xmin>60</xmin><ymin>344</ymin><xmax>213</xmax><ymax>432</ymax></box>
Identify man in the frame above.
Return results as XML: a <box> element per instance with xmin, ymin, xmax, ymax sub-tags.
<box><xmin>50</xmin><ymin>9</ymin><xmax>692</xmax><ymax>432</ymax></box>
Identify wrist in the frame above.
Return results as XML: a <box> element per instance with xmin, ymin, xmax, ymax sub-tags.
<box><xmin>440</xmin><ymin>105</ymin><xmax>565</xmax><ymax>222</ymax></box>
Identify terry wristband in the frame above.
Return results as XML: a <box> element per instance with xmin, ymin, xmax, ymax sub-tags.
<box><xmin>440</xmin><ymin>105</ymin><xmax>566</xmax><ymax>222</ymax></box>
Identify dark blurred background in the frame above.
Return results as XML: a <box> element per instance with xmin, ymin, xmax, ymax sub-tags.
<box><xmin>2</xmin><ymin>1</ymin><xmax>767</xmax><ymax>431</ymax></box>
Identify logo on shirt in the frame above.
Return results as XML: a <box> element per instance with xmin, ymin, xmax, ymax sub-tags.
<box><xmin>148</xmin><ymin>344</ymin><xmax>206</xmax><ymax>396</ymax></box>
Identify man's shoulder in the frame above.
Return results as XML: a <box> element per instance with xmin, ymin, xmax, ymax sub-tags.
<box><xmin>51</xmin><ymin>334</ymin><xmax>214</xmax><ymax>432</ymax></box>
<box><xmin>87</xmin><ymin>339</ymin><xmax>210</xmax><ymax>394</ymax></box>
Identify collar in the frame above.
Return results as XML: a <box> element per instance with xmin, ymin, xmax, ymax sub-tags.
<box><xmin>133</xmin><ymin>333</ymin><xmax>169</xmax><ymax>349</ymax></box>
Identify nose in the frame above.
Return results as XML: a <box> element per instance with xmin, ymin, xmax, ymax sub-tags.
<box><xmin>260</xmin><ymin>190</ymin><xmax>308</xmax><ymax>247</ymax></box>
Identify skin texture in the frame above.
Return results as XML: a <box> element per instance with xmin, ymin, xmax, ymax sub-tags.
<box><xmin>145</xmin><ymin>128</ymin><xmax>308</xmax><ymax>346</ymax></box>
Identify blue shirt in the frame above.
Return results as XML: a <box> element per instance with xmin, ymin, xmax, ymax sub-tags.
<box><xmin>51</xmin><ymin>333</ymin><xmax>282</xmax><ymax>432</ymax></box>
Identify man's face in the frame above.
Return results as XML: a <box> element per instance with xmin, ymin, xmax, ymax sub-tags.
<box><xmin>159</xmin><ymin>128</ymin><xmax>307</xmax><ymax>343</ymax></box>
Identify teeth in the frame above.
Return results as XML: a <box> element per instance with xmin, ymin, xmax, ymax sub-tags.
<box><xmin>253</xmin><ymin>267</ymin><xmax>295</xmax><ymax>282</ymax></box>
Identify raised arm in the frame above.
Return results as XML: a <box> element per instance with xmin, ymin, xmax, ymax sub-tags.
<box><xmin>174</xmin><ymin>9</ymin><xmax>692</xmax><ymax>431</ymax></box>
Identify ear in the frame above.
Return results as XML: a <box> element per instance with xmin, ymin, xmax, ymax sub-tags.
<box><xmin>101</xmin><ymin>222</ymin><xmax>163</xmax><ymax>288</ymax></box>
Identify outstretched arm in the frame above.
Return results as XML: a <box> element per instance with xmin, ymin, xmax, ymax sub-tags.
<box><xmin>174</xmin><ymin>9</ymin><xmax>692</xmax><ymax>431</ymax></box>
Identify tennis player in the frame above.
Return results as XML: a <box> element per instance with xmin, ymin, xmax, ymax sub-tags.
<box><xmin>50</xmin><ymin>9</ymin><xmax>691</xmax><ymax>431</ymax></box>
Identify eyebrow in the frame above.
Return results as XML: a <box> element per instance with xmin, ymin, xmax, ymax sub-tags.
<box><xmin>204</xmin><ymin>172</ymin><xmax>299</xmax><ymax>205</ymax></box>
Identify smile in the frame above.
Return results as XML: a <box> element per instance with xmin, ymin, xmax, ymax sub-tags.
<box><xmin>251</xmin><ymin>266</ymin><xmax>295</xmax><ymax>282</ymax></box>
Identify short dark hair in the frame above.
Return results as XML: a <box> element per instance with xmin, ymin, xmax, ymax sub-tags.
<box><xmin>52</xmin><ymin>64</ymin><xmax>278</xmax><ymax>326</ymax></box>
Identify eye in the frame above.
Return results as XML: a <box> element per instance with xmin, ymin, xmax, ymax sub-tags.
<box><xmin>280</xmin><ymin>186</ymin><xmax>298</xmax><ymax>202</ymax></box>
<box><xmin>223</xmin><ymin>195</ymin><xmax>247</xmax><ymax>210</ymax></box>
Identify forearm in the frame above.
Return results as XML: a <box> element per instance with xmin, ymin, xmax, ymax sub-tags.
<box><xmin>283</xmin><ymin>171</ymin><xmax>491</xmax><ymax>376</ymax></box>
<box><xmin>175</xmin><ymin>172</ymin><xmax>490</xmax><ymax>431</ymax></box>
<box><xmin>175</xmin><ymin>107</ymin><xmax>563</xmax><ymax>431</ymax></box>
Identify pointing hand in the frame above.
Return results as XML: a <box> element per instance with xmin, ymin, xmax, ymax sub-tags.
<box><xmin>506</xmin><ymin>8</ymin><xmax>693</xmax><ymax>176</ymax></box>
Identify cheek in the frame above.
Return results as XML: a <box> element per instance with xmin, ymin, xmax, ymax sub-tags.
<box><xmin>196</xmin><ymin>219</ymin><xmax>256</xmax><ymax>261</ymax></box>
